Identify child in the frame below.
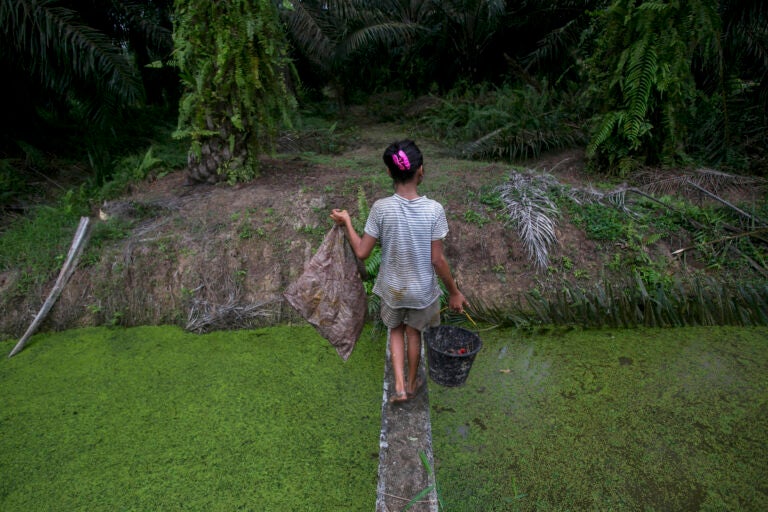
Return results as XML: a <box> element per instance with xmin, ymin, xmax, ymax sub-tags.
<box><xmin>330</xmin><ymin>139</ymin><xmax>469</xmax><ymax>403</ymax></box>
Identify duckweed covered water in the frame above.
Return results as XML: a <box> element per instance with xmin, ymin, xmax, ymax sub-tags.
<box><xmin>0</xmin><ymin>325</ymin><xmax>384</xmax><ymax>511</ymax></box>
<box><xmin>3</xmin><ymin>325</ymin><xmax>766</xmax><ymax>510</ymax></box>
<box><xmin>430</xmin><ymin>326</ymin><xmax>768</xmax><ymax>511</ymax></box>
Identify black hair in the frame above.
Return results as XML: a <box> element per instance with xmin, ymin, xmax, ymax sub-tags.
<box><xmin>382</xmin><ymin>139</ymin><xmax>424</xmax><ymax>184</ymax></box>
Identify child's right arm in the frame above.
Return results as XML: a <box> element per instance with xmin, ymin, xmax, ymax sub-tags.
<box><xmin>330</xmin><ymin>209</ymin><xmax>377</xmax><ymax>260</ymax></box>
<box><xmin>431</xmin><ymin>239</ymin><xmax>469</xmax><ymax>313</ymax></box>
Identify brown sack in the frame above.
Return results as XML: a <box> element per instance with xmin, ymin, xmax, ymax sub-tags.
<box><xmin>283</xmin><ymin>225</ymin><xmax>367</xmax><ymax>360</ymax></box>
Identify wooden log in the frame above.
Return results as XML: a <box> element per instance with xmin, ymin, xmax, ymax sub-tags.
<box><xmin>8</xmin><ymin>217</ymin><xmax>92</xmax><ymax>358</ymax></box>
<box><xmin>375</xmin><ymin>330</ymin><xmax>438</xmax><ymax>512</ymax></box>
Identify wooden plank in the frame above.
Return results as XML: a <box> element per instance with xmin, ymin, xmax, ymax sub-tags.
<box><xmin>8</xmin><ymin>217</ymin><xmax>91</xmax><ymax>358</ymax></box>
<box><xmin>376</xmin><ymin>331</ymin><xmax>439</xmax><ymax>511</ymax></box>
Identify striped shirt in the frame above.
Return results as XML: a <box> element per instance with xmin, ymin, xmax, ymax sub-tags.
<box><xmin>364</xmin><ymin>194</ymin><xmax>449</xmax><ymax>309</ymax></box>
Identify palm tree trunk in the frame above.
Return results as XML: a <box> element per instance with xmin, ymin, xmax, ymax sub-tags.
<box><xmin>186</xmin><ymin>116</ymin><xmax>248</xmax><ymax>184</ymax></box>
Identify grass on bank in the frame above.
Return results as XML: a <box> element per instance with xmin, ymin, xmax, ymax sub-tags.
<box><xmin>2</xmin><ymin>324</ymin><xmax>766</xmax><ymax>511</ymax></box>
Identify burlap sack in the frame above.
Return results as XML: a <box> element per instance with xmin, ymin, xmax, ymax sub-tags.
<box><xmin>283</xmin><ymin>225</ymin><xmax>367</xmax><ymax>360</ymax></box>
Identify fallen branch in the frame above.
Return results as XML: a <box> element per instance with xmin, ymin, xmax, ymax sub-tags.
<box><xmin>9</xmin><ymin>217</ymin><xmax>92</xmax><ymax>358</ymax></box>
<box><xmin>670</xmin><ymin>227</ymin><xmax>768</xmax><ymax>256</ymax></box>
<box><xmin>685</xmin><ymin>179</ymin><xmax>768</xmax><ymax>227</ymax></box>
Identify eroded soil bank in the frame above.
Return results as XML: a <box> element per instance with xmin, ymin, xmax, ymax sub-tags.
<box><xmin>1</xmin><ymin>126</ymin><xmax>598</xmax><ymax>338</ymax></box>
<box><xmin>1</xmin><ymin>120</ymin><xmax>763</xmax><ymax>340</ymax></box>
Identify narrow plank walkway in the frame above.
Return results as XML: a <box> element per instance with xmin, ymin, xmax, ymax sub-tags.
<box><xmin>375</xmin><ymin>332</ymin><xmax>439</xmax><ymax>512</ymax></box>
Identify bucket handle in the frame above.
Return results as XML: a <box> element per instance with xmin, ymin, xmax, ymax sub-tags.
<box><xmin>440</xmin><ymin>307</ymin><xmax>478</xmax><ymax>328</ymax></box>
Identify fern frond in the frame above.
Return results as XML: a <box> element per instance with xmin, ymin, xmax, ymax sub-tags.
<box><xmin>624</xmin><ymin>37</ymin><xmax>658</xmax><ymax>145</ymax></box>
<box><xmin>586</xmin><ymin>111</ymin><xmax>624</xmax><ymax>156</ymax></box>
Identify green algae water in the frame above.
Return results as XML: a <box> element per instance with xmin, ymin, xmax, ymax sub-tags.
<box><xmin>3</xmin><ymin>325</ymin><xmax>766</xmax><ymax>510</ymax></box>
<box><xmin>430</xmin><ymin>326</ymin><xmax>768</xmax><ymax>511</ymax></box>
<box><xmin>0</xmin><ymin>325</ymin><xmax>384</xmax><ymax>511</ymax></box>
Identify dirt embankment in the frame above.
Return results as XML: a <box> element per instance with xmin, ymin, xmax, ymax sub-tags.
<box><xmin>0</xmin><ymin>136</ymin><xmax>676</xmax><ymax>339</ymax></box>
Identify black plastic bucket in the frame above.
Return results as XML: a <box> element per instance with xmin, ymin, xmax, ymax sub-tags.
<box><xmin>425</xmin><ymin>325</ymin><xmax>482</xmax><ymax>387</ymax></box>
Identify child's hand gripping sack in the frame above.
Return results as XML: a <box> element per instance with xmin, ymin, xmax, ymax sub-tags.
<box><xmin>283</xmin><ymin>225</ymin><xmax>367</xmax><ymax>360</ymax></box>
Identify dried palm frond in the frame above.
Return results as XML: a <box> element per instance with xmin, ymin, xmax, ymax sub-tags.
<box><xmin>632</xmin><ymin>168</ymin><xmax>768</xmax><ymax>227</ymax></box>
<box><xmin>465</xmin><ymin>277</ymin><xmax>768</xmax><ymax>329</ymax></box>
<box><xmin>498</xmin><ymin>171</ymin><xmax>561</xmax><ymax>270</ymax></box>
<box><xmin>636</xmin><ymin>168</ymin><xmax>765</xmax><ymax>197</ymax></box>
<box><xmin>186</xmin><ymin>296</ymin><xmax>278</xmax><ymax>333</ymax></box>
<box><xmin>565</xmin><ymin>182</ymin><xmax>632</xmax><ymax>212</ymax></box>
<box><xmin>563</xmin><ymin>166</ymin><xmax>768</xmax><ymax>228</ymax></box>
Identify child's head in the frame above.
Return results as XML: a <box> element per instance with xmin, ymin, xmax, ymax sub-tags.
<box><xmin>383</xmin><ymin>139</ymin><xmax>423</xmax><ymax>184</ymax></box>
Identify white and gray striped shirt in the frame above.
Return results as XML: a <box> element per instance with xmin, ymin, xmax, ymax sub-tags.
<box><xmin>365</xmin><ymin>194</ymin><xmax>449</xmax><ymax>309</ymax></box>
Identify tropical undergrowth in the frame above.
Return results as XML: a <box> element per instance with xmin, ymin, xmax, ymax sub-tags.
<box><xmin>421</xmin><ymin>81</ymin><xmax>586</xmax><ymax>162</ymax></box>
<box><xmin>3</xmin><ymin>105</ymin><xmax>767</xmax><ymax>333</ymax></box>
<box><xmin>463</xmin><ymin>165</ymin><xmax>768</xmax><ymax>328</ymax></box>
<box><xmin>0</xmin><ymin>127</ymin><xmax>187</xmax><ymax>295</ymax></box>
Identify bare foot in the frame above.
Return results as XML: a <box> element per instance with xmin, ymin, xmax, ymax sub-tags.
<box><xmin>389</xmin><ymin>391</ymin><xmax>408</xmax><ymax>404</ymax></box>
<box><xmin>406</xmin><ymin>376</ymin><xmax>425</xmax><ymax>398</ymax></box>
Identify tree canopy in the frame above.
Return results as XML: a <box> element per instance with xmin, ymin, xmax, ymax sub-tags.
<box><xmin>1</xmin><ymin>0</ymin><xmax>765</xmax><ymax>189</ymax></box>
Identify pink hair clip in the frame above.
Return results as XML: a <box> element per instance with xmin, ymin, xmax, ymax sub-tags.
<box><xmin>392</xmin><ymin>150</ymin><xmax>411</xmax><ymax>171</ymax></box>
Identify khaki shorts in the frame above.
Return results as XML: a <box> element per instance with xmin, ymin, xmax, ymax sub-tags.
<box><xmin>380</xmin><ymin>299</ymin><xmax>441</xmax><ymax>331</ymax></box>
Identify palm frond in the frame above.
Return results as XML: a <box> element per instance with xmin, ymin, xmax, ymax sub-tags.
<box><xmin>524</xmin><ymin>16</ymin><xmax>583</xmax><ymax>72</ymax></box>
<box><xmin>281</xmin><ymin>1</ymin><xmax>337</xmax><ymax>70</ymax></box>
<box><xmin>1</xmin><ymin>0</ymin><xmax>144</xmax><ymax>120</ymax></box>
<box><xmin>118</xmin><ymin>0</ymin><xmax>173</xmax><ymax>59</ymax></box>
<box><xmin>341</xmin><ymin>21</ymin><xmax>420</xmax><ymax>57</ymax></box>
<box><xmin>635</xmin><ymin>168</ymin><xmax>767</xmax><ymax>200</ymax></box>
<box><xmin>498</xmin><ymin>171</ymin><xmax>561</xmax><ymax>270</ymax></box>
<box><xmin>472</xmin><ymin>277</ymin><xmax>768</xmax><ymax>329</ymax></box>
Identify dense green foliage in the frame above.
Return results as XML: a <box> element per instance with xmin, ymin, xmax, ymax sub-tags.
<box><xmin>1</xmin><ymin>1</ymin><xmax>765</xmax><ymax>334</ymax></box>
<box><xmin>173</xmin><ymin>0</ymin><xmax>296</xmax><ymax>183</ymax></box>
<box><xmin>585</xmin><ymin>0</ymin><xmax>719</xmax><ymax>174</ymax></box>
<box><xmin>0</xmin><ymin>0</ymin><xmax>175</xmax><ymax>164</ymax></box>
<box><xmin>2</xmin><ymin>0</ymin><xmax>765</xmax><ymax>198</ymax></box>
<box><xmin>581</xmin><ymin>0</ymin><xmax>767</xmax><ymax>175</ymax></box>
<box><xmin>280</xmin><ymin>0</ymin><xmax>603</xmax><ymax>99</ymax></box>
<box><xmin>422</xmin><ymin>82</ymin><xmax>586</xmax><ymax>162</ymax></box>
<box><xmin>0</xmin><ymin>0</ymin><xmax>166</xmax><ymax>124</ymax></box>
<box><xmin>281</xmin><ymin>0</ymin><xmax>766</xmax><ymax>175</ymax></box>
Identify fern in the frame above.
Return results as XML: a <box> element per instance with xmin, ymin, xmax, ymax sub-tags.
<box><xmin>353</xmin><ymin>186</ymin><xmax>381</xmax><ymax>313</ymax></box>
<box><xmin>624</xmin><ymin>37</ymin><xmax>657</xmax><ymax>145</ymax></box>
<box><xmin>586</xmin><ymin>0</ymin><xmax>720</xmax><ymax>174</ymax></box>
